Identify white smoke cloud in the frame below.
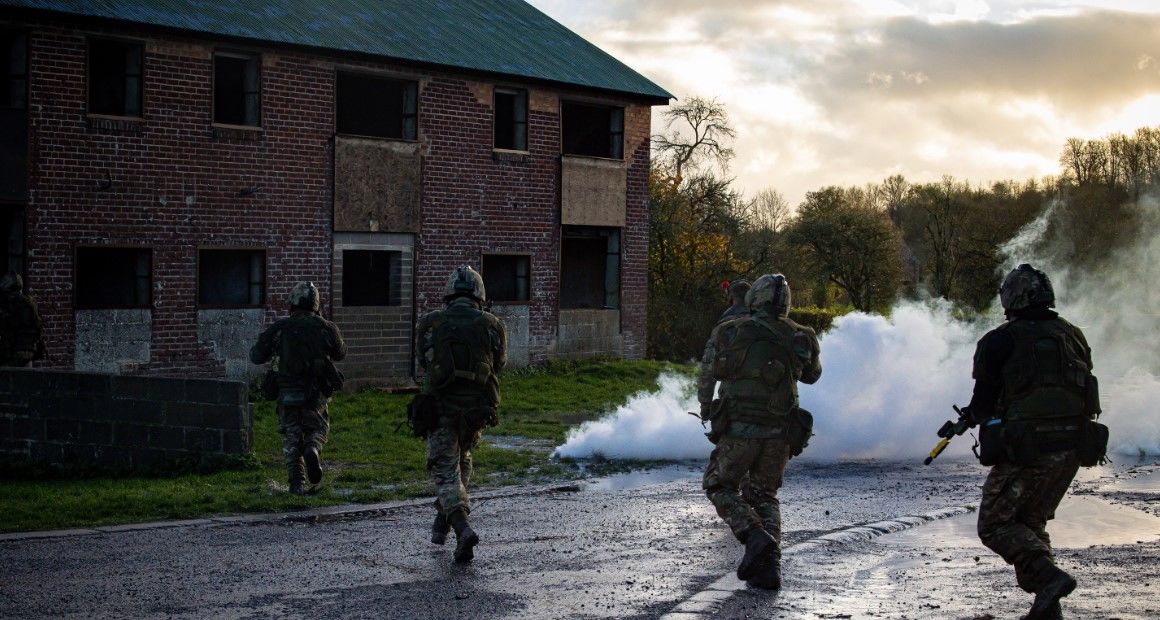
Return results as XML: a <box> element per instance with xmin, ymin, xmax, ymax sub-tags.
<box><xmin>556</xmin><ymin>196</ymin><xmax>1160</xmax><ymax>461</ymax></box>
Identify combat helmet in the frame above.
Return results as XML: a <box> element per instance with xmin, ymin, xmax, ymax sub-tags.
<box><xmin>746</xmin><ymin>274</ymin><xmax>791</xmax><ymax>317</ymax></box>
<box><xmin>727</xmin><ymin>279</ymin><xmax>751</xmax><ymax>302</ymax></box>
<box><xmin>999</xmin><ymin>263</ymin><xmax>1054</xmax><ymax>316</ymax></box>
<box><xmin>444</xmin><ymin>266</ymin><xmax>486</xmax><ymax>303</ymax></box>
<box><xmin>288</xmin><ymin>281</ymin><xmax>320</xmax><ymax>312</ymax></box>
<box><xmin>0</xmin><ymin>271</ymin><xmax>22</xmax><ymax>293</ymax></box>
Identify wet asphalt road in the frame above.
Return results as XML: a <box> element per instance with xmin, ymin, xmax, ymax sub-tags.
<box><xmin>1</xmin><ymin>459</ymin><xmax>1156</xmax><ymax>619</ymax></box>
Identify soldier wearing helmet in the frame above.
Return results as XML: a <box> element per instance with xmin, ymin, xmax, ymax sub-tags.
<box><xmin>0</xmin><ymin>271</ymin><xmax>45</xmax><ymax>367</ymax></box>
<box><xmin>250</xmin><ymin>281</ymin><xmax>346</xmax><ymax>495</ymax></box>
<box><xmin>414</xmin><ymin>266</ymin><xmax>507</xmax><ymax>563</ymax></box>
<box><xmin>717</xmin><ymin>279</ymin><xmax>751</xmax><ymax>324</ymax></box>
<box><xmin>696</xmin><ymin>273</ymin><xmax>821</xmax><ymax>590</ymax></box>
<box><xmin>960</xmin><ymin>263</ymin><xmax>1102</xmax><ymax>619</ymax></box>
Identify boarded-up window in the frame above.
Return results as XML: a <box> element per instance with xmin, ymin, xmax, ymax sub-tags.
<box><xmin>342</xmin><ymin>250</ymin><xmax>398</xmax><ymax>306</ymax></box>
<box><xmin>482</xmin><ymin>254</ymin><xmax>530</xmax><ymax>302</ymax></box>
<box><xmin>75</xmin><ymin>247</ymin><xmax>151</xmax><ymax>309</ymax></box>
<box><xmin>198</xmin><ymin>249</ymin><xmax>265</xmax><ymax>307</ymax></box>
<box><xmin>562</xmin><ymin>101</ymin><xmax>623</xmax><ymax>159</ymax></box>
<box><xmin>213</xmin><ymin>52</ymin><xmax>260</xmax><ymax>126</ymax></box>
<box><xmin>494</xmin><ymin>88</ymin><xmax>527</xmax><ymax>151</ymax></box>
<box><xmin>87</xmin><ymin>38</ymin><xmax>143</xmax><ymax>117</ymax></box>
<box><xmin>560</xmin><ymin>227</ymin><xmax>620</xmax><ymax>309</ymax></box>
<box><xmin>336</xmin><ymin>72</ymin><xmax>417</xmax><ymax>140</ymax></box>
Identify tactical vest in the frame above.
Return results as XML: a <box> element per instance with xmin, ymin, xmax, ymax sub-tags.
<box><xmin>998</xmin><ymin>318</ymin><xmax>1089</xmax><ymax>422</ymax></box>
<box><xmin>429</xmin><ymin>306</ymin><xmax>500</xmax><ymax>407</ymax></box>
<box><xmin>712</xmin><ymin>316</ymin><xmax>801</xmax><ymax>426</ymax></box>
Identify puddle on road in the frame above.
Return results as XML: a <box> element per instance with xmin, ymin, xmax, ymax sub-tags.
<box><xmin>584</xmin><ymin>463</ymin><xmax>703</xmax><ymax>491</ymax></box>
<box><xmin>880</xmin><ymin>495</ymin><xmax>1160</xmax><ymax>550</ymax></box>
<box><xmin>1105</xmin><ymin>467</ymin><xmax>1160</xmax><ymax>493</ymax></box>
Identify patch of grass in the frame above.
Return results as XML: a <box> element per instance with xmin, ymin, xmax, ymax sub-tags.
<box><xmin>0</xmin><ymin>359</ymin><xmax>690</xmax><ymax>533</ymax></box>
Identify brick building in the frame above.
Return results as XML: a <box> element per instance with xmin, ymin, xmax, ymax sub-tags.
<box><xmin>0</xmin><ymin>0</ymin><xmax>671</xmax><ymax>386</ymax></box>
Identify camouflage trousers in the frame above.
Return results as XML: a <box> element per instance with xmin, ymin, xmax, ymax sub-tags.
<box><xmin>703</xmin><ymin>434</ymin><xmax>793</xmax><ymax>544</ymax></box>
<box><xmin>427</xmin><ymin>419</ymin><xmax>483</xmax><ymax>519</ymax></box>
<box><xmin>977</xmin><ymin>450</ymin><xmax>1079</xmax><ymax>592</ymax></box>
<box><xmin>278</xmin><ymin>403</ymin><xmax>330</xmax><ymax>485</ymax></box>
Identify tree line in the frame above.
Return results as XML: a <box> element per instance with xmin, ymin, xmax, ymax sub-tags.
<box><xmin>648</xmin><ymin>98</ymin><xmax>1160</xmax><ymax>360</ymax></box>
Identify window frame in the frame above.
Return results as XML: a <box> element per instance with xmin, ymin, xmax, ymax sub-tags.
<box><xmin>211</xmin><ymin>50</ymin><xmax>262</xmax><ymax>129</ymax></box>
<box><xmin>560</xmin><ymin>99</ymin><xmax>625</xmax><ymax>160</ymax></box>
<box><xmin>85</xmin><ymin>36</ymin><xmax>145</xmax><ymax>119</ymax></box>
<box><xmin>196</xmin><ymin>247</ymin><xmax>267</xmax><ymax>309</ymax></box>
<box><xmin>493</xmin><ymin>86</ymin><xmax>528</xmax><ymax>153</ymax></box>
<box><xmin>334</xmin><ymin>70</ymin><xmax>419</xmax><ymax>141</ymax></box>
<box><xmin>481</xmin><ymin>252</ymin><xmax>532</xmax><ymax>304</ymax></box>
<box><xmin>73</xmin><ymin>245</ymin><xmax>153</xmax><ymax>310</ymax></box>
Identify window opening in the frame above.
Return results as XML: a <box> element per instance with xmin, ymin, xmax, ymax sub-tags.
<box><xmin>562</xmin><ymin>101</ymin><xmax>623</xmax><ymax>159</ymax></box>
<box><xmin>494</xmin><ymin>88</ymin><xmax>527</xmax><ymax>151</ymax></box>
<box><xmin>560</xmin><ymin>227</ymin><xmax>620</xmax><ymax>309</ymax></box>
<box><xmin>213</xmin><ymin>53</ymin><xmax>260</xmax><ymax>126</ymax></box>
<box><xmin>88</xmin><ymin>38</ymin><xmax>143</xmax><ymax>117</ymax></box>
<box><xmin>342</xmin><ymin>250</ymin><xmax>397</xmax><ymax>306</ymax></box>
<box><xmin>2</xmin><ymin>31</ymin><xmax>27</xmax><ymax>110</ymax></box>
<box><xmin>198</xmin><ymin>249</ymin><xmax>265</xmax><ymax>307</ymax></box>
<box><xmin>482</xmin><ymin>254</ymin><xmax>530</xmax><ymax>302</ymax></box>
<box><xmin>336</xmin><ymin>72</ymin><xmax>417</xmax><ymax>140</ymax></box>
<box><xmin>75</xmin><ymin>247</ymin><xmax>151</xmax><ymax>309</ymax></box>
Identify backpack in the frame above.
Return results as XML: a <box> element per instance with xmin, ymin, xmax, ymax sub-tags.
<box><xmin>429</xmin><ymin>310</ymin><xmax>495</xmax><ymax>391</ymax></box>
<box><xmin>276</xmin><ymin>317</ymin><xmax>344</xmax><ymax>397</ymax></box>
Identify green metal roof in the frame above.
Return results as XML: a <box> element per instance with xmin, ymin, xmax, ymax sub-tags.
<box><xmin>1</xmin><ymin>0</ymin><xmax>672</xmax><ymax>102</ymax></box>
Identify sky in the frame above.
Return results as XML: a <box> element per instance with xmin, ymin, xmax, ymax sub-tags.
<box><xmin>527</xmin><ymin>0</ymin><xmax>1160</xmax><ymax>206</ymax></box>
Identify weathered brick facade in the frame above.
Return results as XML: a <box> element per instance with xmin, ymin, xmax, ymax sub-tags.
<box><xmin>5</xmin><ymin>12</ymin><xmax>658</xmax><ymax>384</ymax></box>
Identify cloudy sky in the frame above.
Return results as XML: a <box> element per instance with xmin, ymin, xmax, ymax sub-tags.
<box><xmin>528</xmin><ymin>0</ymin><xmax>1160</xmax><ymax>205</ymax></box>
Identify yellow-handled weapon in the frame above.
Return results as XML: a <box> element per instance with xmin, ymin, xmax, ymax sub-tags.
<box><xmin>924</xmin><ymin>405</ymin><xmax>974</xmax><ymax>465</ymax></box>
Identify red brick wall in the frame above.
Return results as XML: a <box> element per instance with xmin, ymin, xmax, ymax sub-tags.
<box><xmin>19</xmin><ymin>17</ymin><xmax>651</xmax><ymax>375</ymax></box>
<box><xmin>26</xmin><ymin>23</ymin><xmax>335</xmax><ymax>375</ymax></box>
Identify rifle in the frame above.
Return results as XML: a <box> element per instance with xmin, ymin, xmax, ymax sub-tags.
<box><xmin>923</xmin><ymin>405</ymin><xmax>976</xmax><ymax>465</ymax></box>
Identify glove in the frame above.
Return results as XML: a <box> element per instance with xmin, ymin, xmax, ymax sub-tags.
<box><xmin>699</xmin><ymin>402</ymin><xmax>713</xmax><ymax>421</ymax></box>
<box><xmin>957</xmin><ymin>405</ymin><xmax>979</xmax><ymax>429</ymax></box>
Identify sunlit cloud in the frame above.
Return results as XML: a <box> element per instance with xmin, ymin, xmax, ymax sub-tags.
<box><xmin>528</xmin><ymin>1</ymin><xmax>1160</xmax><ymax>204</ymax></box>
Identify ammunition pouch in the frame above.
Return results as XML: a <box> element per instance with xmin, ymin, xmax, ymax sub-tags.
<box><xmin>464</xmin><ymin>406</ymin><xmax>500</xmax><ymax>430</ymax></box>
<box><xmin>313</xmin><ymin>358</ymin><xmax>345</xmax><ymax>398</ymax></box>
<box><xmin>1077</xmin><ymin>419</ymin><xmax>1109</xmax><ymax>467</ymax></box>
<box><xmin>977</xmin><ymin>418</ymin><xmax>1005</xmax><ymax>466</ymax></box>
<box><xmin>1084</xmin><ymin>374</ymin><xmax>1102</xmax><ymax>418</ymax></box>
<box><xmin>785</xmin><ymin>407</ymin><xmax>813</xmax><ymax>457</ymax></box>
<box><xmin>706</xmin><ymin>399</ymin><xmax>727</xmax><ymax>444</ymax></box>
<box><xmin>406</xmin><ymin>393</ymin><xmax>440</xmax><ymax>439</ymax></box>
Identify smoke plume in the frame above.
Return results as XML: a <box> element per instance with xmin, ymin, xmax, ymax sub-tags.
<box><xmin>555</xmin><ymin>196</ymin><xmax>1160</xmax><ymax>461</ymax></box>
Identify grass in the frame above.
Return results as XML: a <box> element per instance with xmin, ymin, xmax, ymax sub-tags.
<box><xmin>0</xmin><ymin>359</ymin><xmax>692</xmax><ymax>533</ymax></box>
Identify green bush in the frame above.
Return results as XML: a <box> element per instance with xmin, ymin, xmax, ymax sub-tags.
<box><xmin>788</xmin><ymin>306</ymin><xmax>843</xmax><ymax>333</ymax></box>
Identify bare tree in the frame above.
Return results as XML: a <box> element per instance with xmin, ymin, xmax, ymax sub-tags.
<box><xmin>652</xmin><ymin>97</ymin><xmax>737</xmax><ymax>180</ymax></box>
<box><xmin>744</xmin><ymin>187</ymin><xmax>791</xmax><ymax>232</ymax></box>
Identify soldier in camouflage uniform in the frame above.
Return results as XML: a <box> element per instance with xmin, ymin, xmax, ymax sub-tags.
<box><xmin>250</xmin><ymin>282</ymin><xmax>346</xmax><ymax>495</ymax></box>
<box><xmin>963</xmin><ymin>264</ymin><xmax>1099</xmax><ymax>620</ymax></box>
<box><xmin>0</xmin><ymin>271</ymin><xmax>45</xmax><ymax>367</ymax></box>
<box><xmin>416</xmin><ymin>266</ymin><xmax>506</xmax><ymax>563</ymax></box>
<box><xmin>717</xmin><ymin>279</ymin><xmax>750</xmax><ymax>324</ymax></box>
<box><xmin>697</xmin><ymin>274</ymin><xmax>821</xmax><ymax>589</ymax></box>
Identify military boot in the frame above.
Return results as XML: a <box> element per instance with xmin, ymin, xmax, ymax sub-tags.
<box><xmin>431</xmin><ymin>512</ymin><xmax>451</xmax><ymax>545</ymax></box>
<box><xmin>304</xmin><ymin>445</ymin><xmax>323</xmax><ymax>485</ymax></box>
<box><xmin>287</xmin><ymin>459</ymin><xmax>307</xmax><ymax>496</ymax></box>
<box><xmin>1023</xmin><ymin>557</ymin><xmax>1076</xmax><ymax>620</ymax></box>
<box><xmin>747</xmin><ymin>552</ymin><xmax>781</xmax><ymax>590</ymax></box>
<box><xmin>449</xmin><ymin>510</ymin><xmax>479</xmax><ymax>563</ymax></box>
<box><xmin>737</xmin><ymin>527</ymin><xmax>775</xmax><ymax>581</ymax></box>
